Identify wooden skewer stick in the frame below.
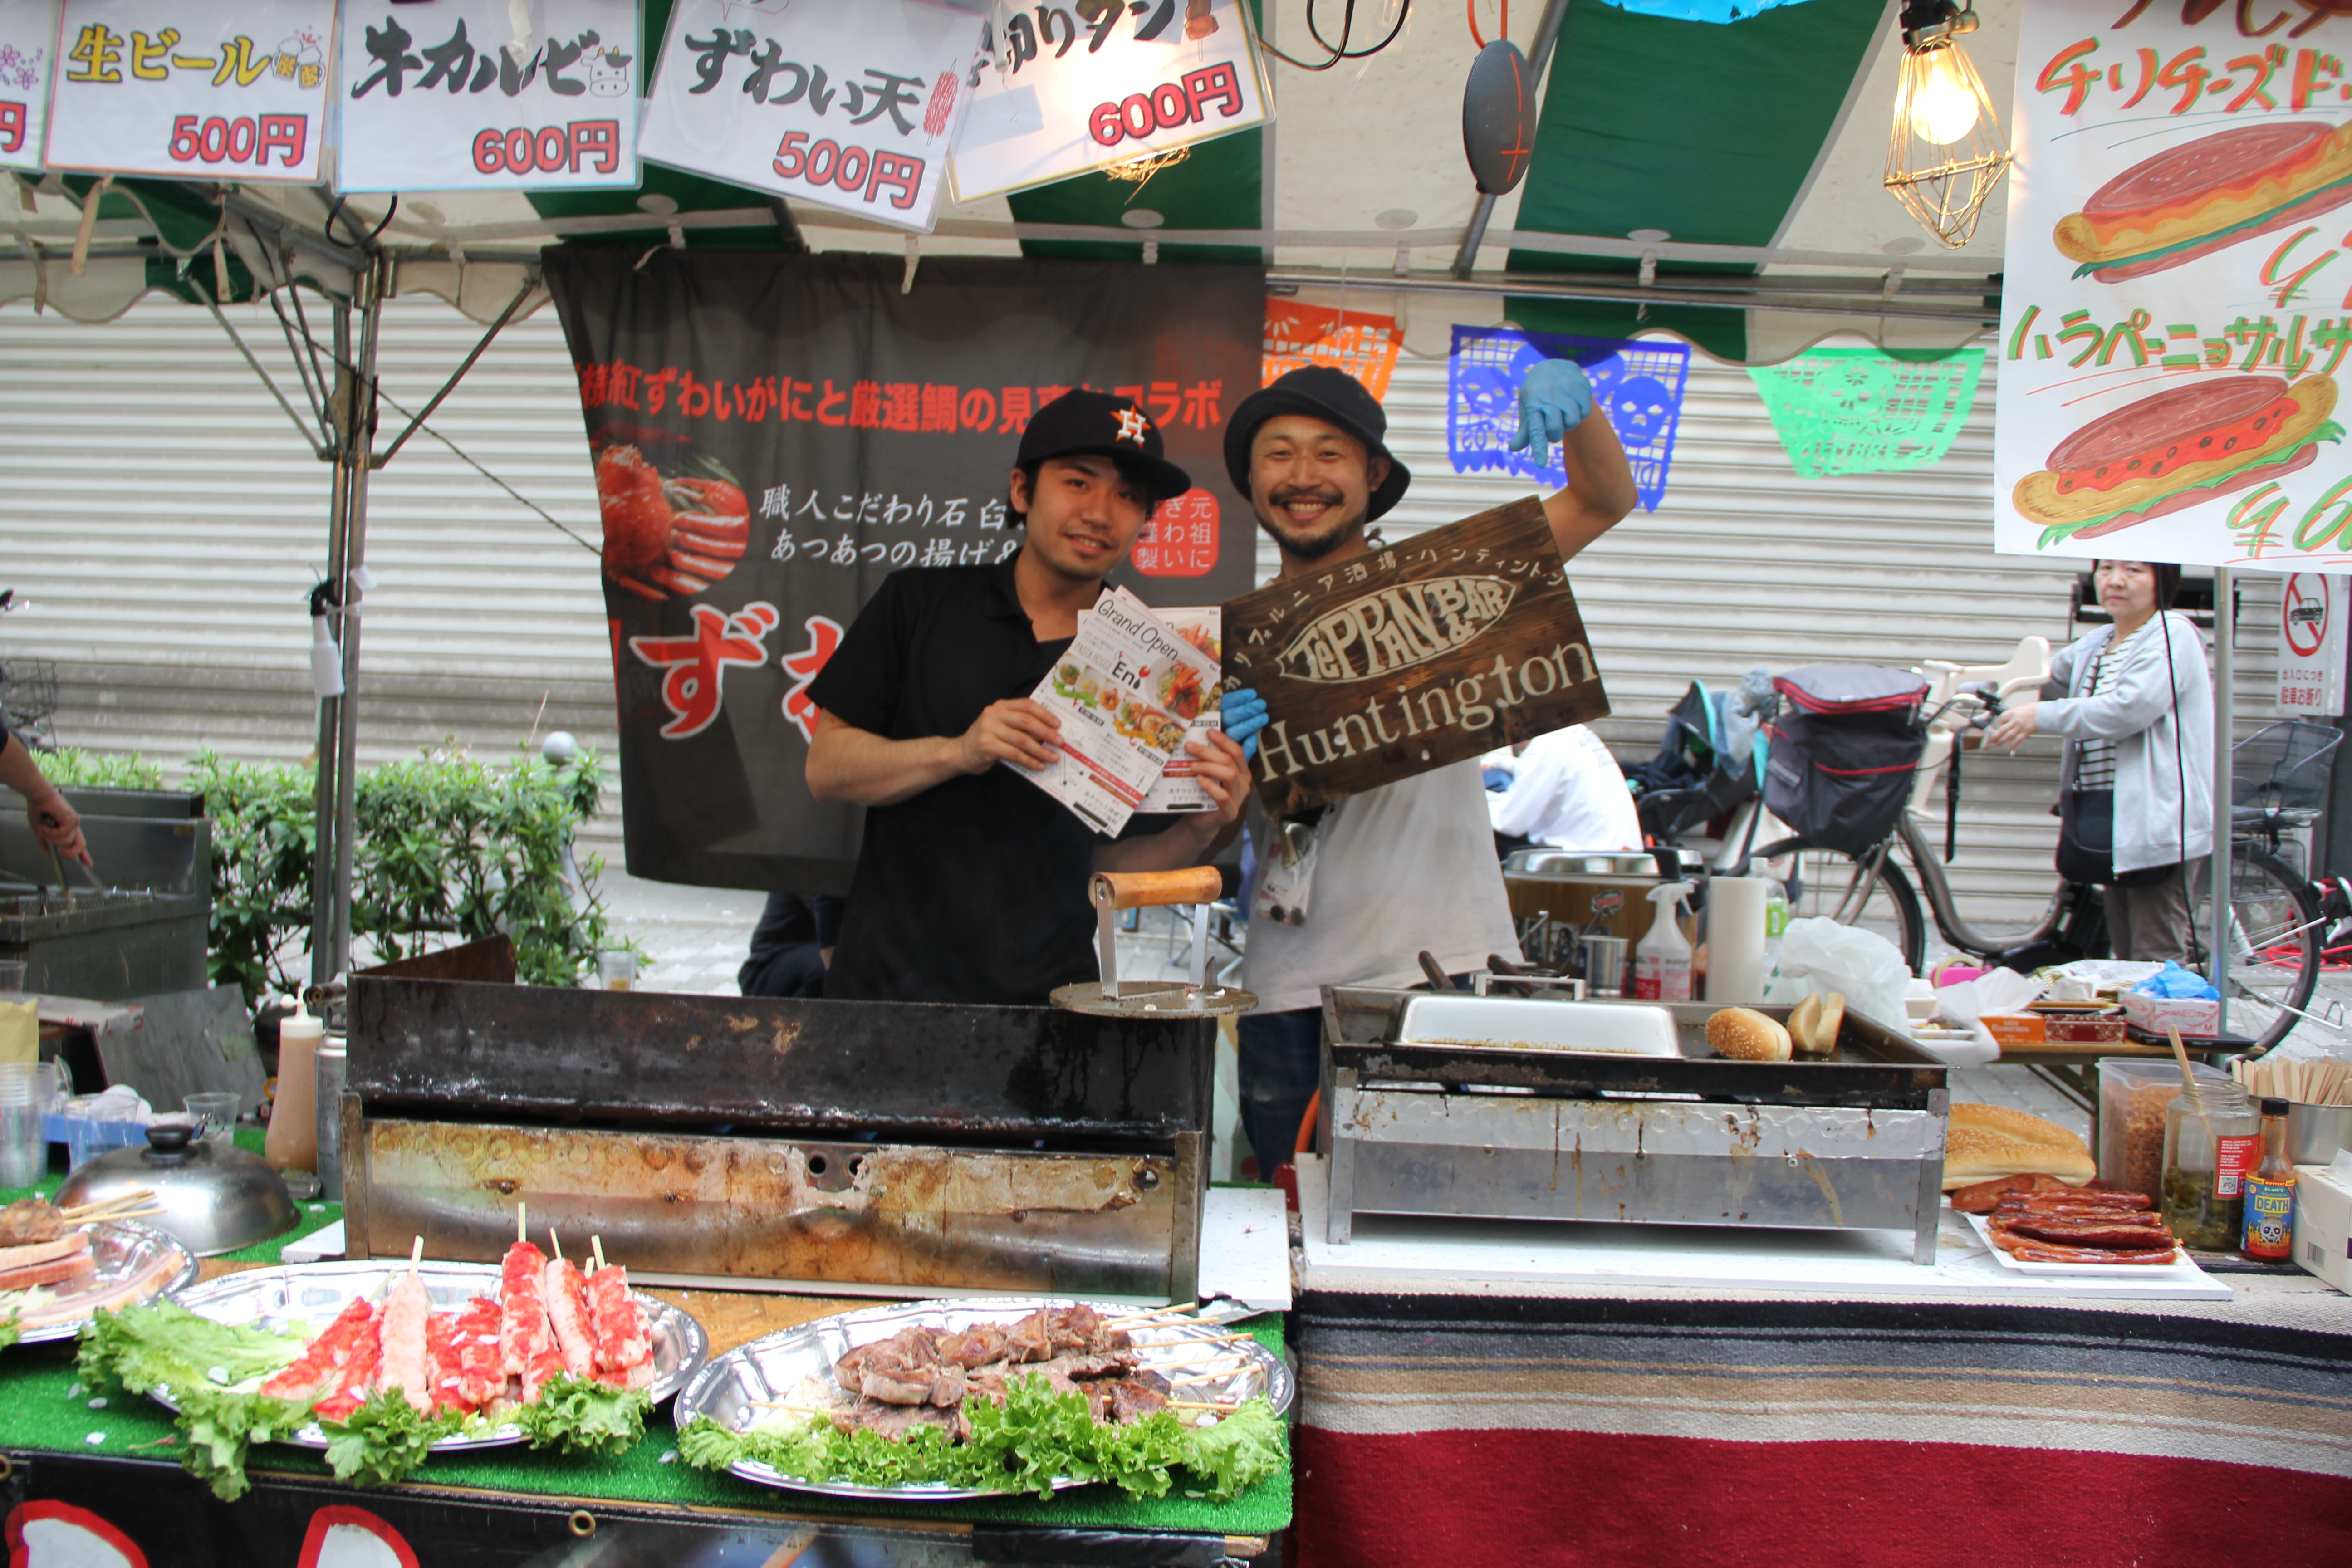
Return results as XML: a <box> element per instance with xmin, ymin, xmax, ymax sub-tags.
<box><xmin>516</xmin><ymin>1202</ymin><xmax>527</xmax><ymax>1246</ymax></box>
<box><xmin>409</xmin><ymin>1235</ymin><xmax>423</xmax><ymax>1269</ymax></box>
<box><xmin>591</xmin><ymin>1235</ymin><xmax>607</xmax><ymax>1272</ymax></box>
<box><xmin>1127</xmin><ymin>1329</ymin><xmax>1254</xmax><ymax>1345</ymax></box>
<box><xmin>1163</xmin><ymin>1399</ymin><xmax>1238</xmax><ymax>1411</ymax></box>
<box><xmin>549</xmin><ymin>1229</ymin><xmax>563</xmax><ymax>1263</ymax></box>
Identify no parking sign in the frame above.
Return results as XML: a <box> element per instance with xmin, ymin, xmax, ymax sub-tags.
<box><xmin>2278</xmin><ymin>573</ymin><xmax>2347</xmax><ymax>717</ymax></box>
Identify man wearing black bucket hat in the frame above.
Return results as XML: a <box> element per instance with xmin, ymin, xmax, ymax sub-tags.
<box><xmin>1215</xmin><ymin>360</ymin><xmax>1637</xmax><ymax>1171</ymax></box>
<box><xmin>805</xmin><ymin>389</ymin><xmax>1252</xmax><ymax>1006</ymax></box>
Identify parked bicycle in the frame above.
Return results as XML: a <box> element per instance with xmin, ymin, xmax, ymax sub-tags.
<box><xmin>1638</xmin><ymin>640</ymin><xmax>2332</xmax><ymax>1055</ymax></box>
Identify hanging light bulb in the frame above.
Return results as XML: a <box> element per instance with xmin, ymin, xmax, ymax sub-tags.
<box><xmin>1884</xmin><ymin>1</ymin><xmax>2011</xmax><ymax>248</ymax></box>
<box><xmin>1906</xmin><ymin>44</ymin><xmax>1980</xmax><ymax>147</ymax></box>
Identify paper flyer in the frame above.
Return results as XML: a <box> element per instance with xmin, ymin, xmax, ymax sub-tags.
<box><xmin>1013</xmin><ymin>587</ymin><xmax>1215</xmax><ymax>835</ymax></box>
<box><xmin>1138</xmin><ymin>606</ymin><xmax>1222</xmax><ymax>813</ymax></box>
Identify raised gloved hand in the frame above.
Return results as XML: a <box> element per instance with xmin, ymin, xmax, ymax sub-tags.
<box><xmin>1220</xmin><ymin>686</ymin><xmax>1270</xmax><ymax>761</ymax></box>
<box><xmin>1509</xmin><ymin>358</ymin><xmax>1596</xmax><ymax>453</ymax></box>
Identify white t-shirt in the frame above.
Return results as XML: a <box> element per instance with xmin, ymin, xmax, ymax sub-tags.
<box><xmin>1485</xmin><ymin>725</ymin><xmax>1641</xmax><ymax>850</ymax></box>
<box><xmin>1242</xmin><ymin>761</ymin><xmax>1524</xmax><ymax>1016</ymax></box>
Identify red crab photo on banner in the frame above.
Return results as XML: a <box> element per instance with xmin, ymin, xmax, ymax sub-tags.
<box><xmin>592</xmin><ymin>424</ymin><xmax>751</xmax><ymax>602</ymax></box>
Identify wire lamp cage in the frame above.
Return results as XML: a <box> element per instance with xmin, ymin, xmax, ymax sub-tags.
<box><xmin>1884</xmin><ymin>2</ymin><xmax>2012</xmax><ymax>249</ymax></box>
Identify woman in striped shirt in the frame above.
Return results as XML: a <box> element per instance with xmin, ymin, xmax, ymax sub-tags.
<box><xmin>1984</xmin><ymin>561</ymin><xmax>2214</xmax><ymax>963</ymax></box>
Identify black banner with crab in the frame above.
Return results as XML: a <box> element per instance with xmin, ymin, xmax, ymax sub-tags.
<box><xmin>544</xmin><ymin>248</ymin><xmax>1264</xmax><ymax>890</ymax></box>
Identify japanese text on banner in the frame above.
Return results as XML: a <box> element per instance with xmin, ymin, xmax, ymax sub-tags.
<box><xmin>44</xmin><ymin>0</ymin><xmax>335</xmax><ymax>182</ymax></box>
<box><xmin>336</xmin><ymin>0</ymin><xmax>640</xmax><ymax>193</ymax></box>
<box><xmin>1993</xmin><ymin>2</ymin><xmax>2352</xmax><ymax>570</ymax></box>
<box><xmin>0</xmin><ymin>1</ymin><xmax>57</xmax><ymax>173</ymax></box>
<box><xmin>949</xmin><ymin>0</ymin><xmax>1269</xmax><ymax>203</ymax></box>
<box><xmin>637</xmin><ymin>0</ymin><xmax>982</xmax><ymax>233</ymax></box>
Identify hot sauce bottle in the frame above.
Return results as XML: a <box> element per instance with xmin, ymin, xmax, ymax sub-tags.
<box><xmin>2242</xmin><ymin>1097</ymin><xmax>2298</xmax><ymax>1263</ymax></box>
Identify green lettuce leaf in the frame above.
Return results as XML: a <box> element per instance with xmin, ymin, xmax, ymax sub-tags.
<box><xmin>0</xmin><ymin>1311</ymin><xmax>20</xmax><ymax>1355</ymax></box>
<box><xmin>78</xmin><ymin>1300</ymin><xmax>305</xmax><ymax>1396</ymax></box>
<box><xmin>511</xmin><ymin>1374</ymin><xmax>651</xmax><ymax>1458</ymax></box>
<box><xmin>678</xmin><ymin>1377</ymin><xmax>1288</xmax><ymax>1503</ymax></box>
<box><xmin>174</xmin><ymin>1389</ymin><xmax>318</xmax><ymax>1501</ymax></box>
<box><xmin>1177</xmin><ymin>1398</ymin><xmax>1286</xmax><ymax>1502</ymax></box>
<box><xmin>320</xmin><ymin>1389</ymin><xmax>460</xmax><ymax>1489</ymax></box>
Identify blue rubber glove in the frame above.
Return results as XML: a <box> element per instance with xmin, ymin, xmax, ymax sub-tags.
<box><xmin>1509</xmin><ymin>358</ymin><xmax>1595</xmax><ymax>453</ymax></box>
<box><xmin>1220</xmin><ymin>686</ymin><xmax>1270</xmax><ymax>761</ymax></box>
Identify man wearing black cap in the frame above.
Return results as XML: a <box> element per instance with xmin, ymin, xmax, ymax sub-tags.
<box><xmin>804</xmin><ymin>390</ymin><xmax>1251</xmax><ymax>1006</ymax></box>
<box><xmin>1216</xmin><ymin>360</ymin><xmax>1636</xmax><ymax>1168</ymax></box>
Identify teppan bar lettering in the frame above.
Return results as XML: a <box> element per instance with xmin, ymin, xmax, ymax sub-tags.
<box><xmin>1223</xmin><ymin>496</ymin><xmax>1609</xmax><ymax>818</ymax></box>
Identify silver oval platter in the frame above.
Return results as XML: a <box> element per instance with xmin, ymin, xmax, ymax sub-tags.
<box><xmin>672</xmin><ymin>1296</ymin><xmax>1294</xmax><ymax>1501</ymax></box>
<box><xmin>10</xmin><ymin>1220</ymin><xmax>199</xmax><ymax>1344</ymax></box>
<box><xmin>152</xmin><ymin>1259</ymin><xmax>707</xmax><ymax>1450</ymax></box>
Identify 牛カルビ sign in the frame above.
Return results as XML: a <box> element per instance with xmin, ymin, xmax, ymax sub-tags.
<box><xmin>1223</xmin><ymin>496</ymin><xmax>1609</xmax><ymax>818</ymax></box>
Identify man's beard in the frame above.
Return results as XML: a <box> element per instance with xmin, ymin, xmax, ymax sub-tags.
<box><xmin>1256</xmin><ymin>486</ymin><xmax>1364</xmax><ymax>560</ymax></box>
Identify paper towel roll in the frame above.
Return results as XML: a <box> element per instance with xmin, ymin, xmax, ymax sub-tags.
<box><xmin>1706</xmin><ymin>876</ymin><xmax>1769</xmax><ymax>1004</ymax></box>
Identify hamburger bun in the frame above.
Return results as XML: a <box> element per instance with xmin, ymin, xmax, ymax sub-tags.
<box><xmin>1788</xmin><ymin>991</ymin><xmax>1845</xmax><ymax>1057</ymax></box>
<box><xmin>1941</xmin><ymin>1103</ymin><xmax>2095</xmax><ymax>1190</ymax></box>
<box><xmin>1707</xmin><ymin>1006</ymin><xmax>1791</xmax><ymax>1063</ymax></box>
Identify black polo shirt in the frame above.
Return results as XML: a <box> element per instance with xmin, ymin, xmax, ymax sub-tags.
<box><xmin>809</xmin><ymin>553</ymin><xmax>1146</xmax><ymax>1006</ymax></box>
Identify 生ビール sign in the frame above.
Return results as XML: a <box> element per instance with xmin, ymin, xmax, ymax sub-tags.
<box><xmin>1222</xmin><ymin>496</ymin><xmax>1609</xmax><ymax>818</ymax></box>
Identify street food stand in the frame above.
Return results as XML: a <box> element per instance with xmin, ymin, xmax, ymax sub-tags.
<box><xmin>10</xmin><ymin>3</ymin><xmax>2352</xmax><ymax>1566</ymax></box>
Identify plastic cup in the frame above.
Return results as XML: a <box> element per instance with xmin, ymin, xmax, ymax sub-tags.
<box><xmin>0</xmin><ymin>1065</ymin><xmax>50</xmax><ymax>1187</ymax></box>
<box><xmin>183</xmin><ymin>1091</ymin><xmax>241</xmax><ymax>1144</ymax></box>
<box><xmin>63</xmin><ymin>1097</ymin><xmax>132</xmax><ymax>1172</ymax></box>
<box><xmin>598</xmin><ymin>950</ymin><xmax>638</xmax><ymax>991</ymax></box>
<box><xmin>0</xmin><ymin>959</ymin><xmax>25</xmax><ymax>993</ymax></box>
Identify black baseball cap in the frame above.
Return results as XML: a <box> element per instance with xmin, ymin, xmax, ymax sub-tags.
<box><xmin>1223</xmin><ymin>364</ymin><xmax>1411</xmax><ymax>522</ymax></box>
<box><xmin>1016</xmin><ymin>389</ymin><xmax>1191</xmax><ymax>505</ymax></box>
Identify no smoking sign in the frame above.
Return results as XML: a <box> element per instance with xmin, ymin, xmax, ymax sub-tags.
<box><xmin>2279</xmin><ymin>573</ymin><xmax>2348</xmax><ymax>717</ymax></box>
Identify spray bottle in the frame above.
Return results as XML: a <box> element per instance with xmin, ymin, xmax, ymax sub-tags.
<box><xmin>1632</xmin><ymin>882</ymin><xmax>1695</xmax><ymax>1002</ymax></box>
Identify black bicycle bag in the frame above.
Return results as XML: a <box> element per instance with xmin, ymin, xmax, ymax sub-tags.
<box><xmin>1762</xmin><ymin>664</ymin><xmax>1928</xmax><ymax>855</ymax></box>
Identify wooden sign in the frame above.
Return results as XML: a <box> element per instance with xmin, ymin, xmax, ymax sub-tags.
<box><xmin>1222</xmin><ymin>496</ymin><xmax>1609</xmax><ymax>818</ymax></box>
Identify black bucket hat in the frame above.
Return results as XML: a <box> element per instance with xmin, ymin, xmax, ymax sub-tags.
<box><xmin>1223</xmin><ymin>364</ymin><xmax>1411</xmax><ymax>522</ymax></box>
<box><xmin>1016</xmin><ymin>389</ymin><xmax>1192</xmax><ymax>505</ymax></box>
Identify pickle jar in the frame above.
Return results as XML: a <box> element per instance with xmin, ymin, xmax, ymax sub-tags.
<box><xmin>2160</xmin><ymin>1081</ymin><xmax>2260</xmax><ymax>1250</ymax></box>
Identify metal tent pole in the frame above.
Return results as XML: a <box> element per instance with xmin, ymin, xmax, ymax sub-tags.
<box><xmin>328</xmin><ymin>260</ymin><xmax>386</xmax><ymax>978</ymax></box>
<box><xmin>2210</xmin><ymin>568</ymin><xmax>2234</xmax><ymax>1034</ymax></box>
<box><xmin>306</xmin><ymin>295</ymin><xmax>354</xmax><ymax>989</ymax></box>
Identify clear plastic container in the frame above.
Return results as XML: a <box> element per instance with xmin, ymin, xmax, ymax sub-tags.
<box><xmin>2161</xmin><ymin>1080</ymin><xmax>2260</xmax><ymax>1250</ymax></box>
<box><xmin>2098</xmin><ymin>1057</ymin><xmax>2232</xmax><ymax>1196</ymax></box>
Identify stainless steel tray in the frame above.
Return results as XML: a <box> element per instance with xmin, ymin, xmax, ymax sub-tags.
<box><xmin>9</xmin><ymin>1220</ymin><xmax>199</xmax><ymax>1344</ymax></box>
<box><xmin>153</xmin><ymin>1259</ymin><xmax>707</xmax><ymax>1450</ymax></box>
<box><xmin>672</xmin><ymin>1296</ymin><xmax>1294</xmax><ymax>1501</ymax></box>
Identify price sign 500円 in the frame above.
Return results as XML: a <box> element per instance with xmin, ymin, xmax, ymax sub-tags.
<box><xmin>43</xmin><ymin>0</ymin><xmax>336</xmax><ymax>183</ymax></box>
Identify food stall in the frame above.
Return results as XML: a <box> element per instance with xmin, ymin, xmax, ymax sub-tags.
<box><xmin>9</xmin><ymin>1</ymin><xmax>2352</xmax><ymax>1565</ymax></box>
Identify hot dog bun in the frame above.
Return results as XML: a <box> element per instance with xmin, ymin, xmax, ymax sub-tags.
<box><xmin>1707</xmin><ymin>1006</ymin><xmax>1791</xmax><ymax>1063</ymax></box>
<box><xmin>1941</xmin><ymin>1103</ymin><xmax>2095</xmax><ymax>1190</ymax></box>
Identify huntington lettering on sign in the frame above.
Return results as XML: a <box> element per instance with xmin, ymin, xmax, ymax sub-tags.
<box><xmin>1222</xmin><ymin>496</ymin><xmax>1608</xmax><ymax>818</ymax></box>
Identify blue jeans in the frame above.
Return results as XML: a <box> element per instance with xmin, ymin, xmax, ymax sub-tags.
<box><xmin>1237</xmin><ymin>1008</ymin><xmax>1323</xmax><ymax>1171</ymax></box>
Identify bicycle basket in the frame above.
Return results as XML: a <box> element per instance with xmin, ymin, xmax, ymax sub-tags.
<box><xmin>1761</xmin><ymin>665</ymin><xmax>1928</xmax><ymax>856</ymax></box>
<box><xmin>2232</xmin><ymin>719</ymin><xmax>2342</xmax><ymax>826</ymax></box>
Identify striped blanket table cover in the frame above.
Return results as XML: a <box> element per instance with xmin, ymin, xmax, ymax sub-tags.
<box><xmin>1291</xmin><ymin>1284</ymin><xmax>2352</xmax><ymax>1567</ymax></box>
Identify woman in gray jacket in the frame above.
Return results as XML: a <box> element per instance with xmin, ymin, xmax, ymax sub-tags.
<box><xmin>1985</xmin><ymin>561</ymin><xmax>2213</xmax><ymax>963</ymax></box>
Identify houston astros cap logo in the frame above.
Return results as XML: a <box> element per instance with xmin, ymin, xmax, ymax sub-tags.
<box><xmin>1114</xmin><ymin>407</ymin><xmax>1151</xmax><ymax>444</ymax></box>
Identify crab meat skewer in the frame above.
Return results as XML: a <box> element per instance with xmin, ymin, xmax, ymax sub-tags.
<box><xmin>376</xmin><ymin>1237</ymin><xmax>434</xmax><ymax>1414</ymax></box>
<box><xmin>542</xmin><ymin>1230</ymin><xmax>597</xmax><ymax>1381</ymax></box>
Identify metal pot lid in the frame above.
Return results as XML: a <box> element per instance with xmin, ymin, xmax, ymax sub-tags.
<box><xmin>55</xmin><ymin>1123</ymin><xmax>298</xmax><ymax>1257</ymax></box>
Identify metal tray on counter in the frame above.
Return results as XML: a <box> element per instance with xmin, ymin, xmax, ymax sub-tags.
<box><xmin>672</xmin><ymin>1296</ymin><xmax>1293</xmax><ymax>1501</ymax></box>
<box><xmin>1323</xmin><ymin>988</ymin><xmax>1948</xmax><ymax>1109</ymax></box>
<box><xmin>152</xmin><ymin>1259</ymin><xmax>707</xmax><ymax>1450</ymax></box>
<box><xmin>8</xmin><ymin>1220</ymin><xmax>199</xmax><ymax>1344</ymax></box>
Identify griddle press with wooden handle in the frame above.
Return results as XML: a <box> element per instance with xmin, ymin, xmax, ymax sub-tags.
<box><xmin>1049</xmin><ymin>867</ymin><xmax>1258</xmax><ymax>1018</ymax></box>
